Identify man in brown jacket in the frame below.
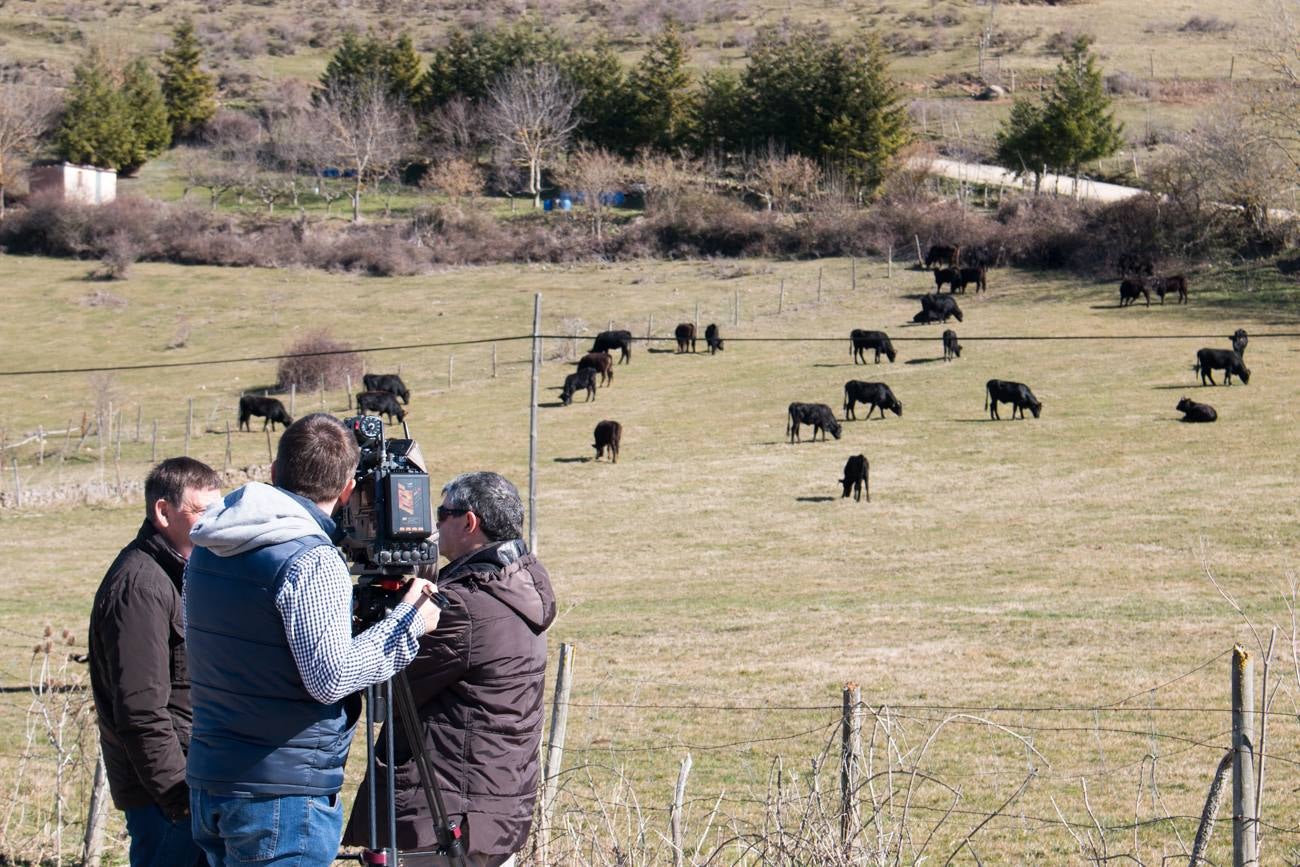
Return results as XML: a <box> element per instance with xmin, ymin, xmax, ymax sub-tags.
<box><xmin>345</xmin><ymin>471</ymin><xmax>557</xmax><ymax>867</ymax></box>
<box><xmin>88</xmin><ymin>457</ymin><xmax>221</xmax><ymax>867</ymax></box>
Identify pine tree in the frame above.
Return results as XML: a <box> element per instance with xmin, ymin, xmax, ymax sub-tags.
<box><xmin>55</xmin><ymin>52</ymin><xmax>134</xmax><ymax>170</ymax></box>
<box><xmin>120</xmin><ymin>57</ymin><xmax>172</xmax><ymax>176</ymax></box>
<box><xmin>322</xmin><ymin>31</ymin><xmax>425</xmax><ymax>106</ymax></box>
<box><xmin>824</xmin><ymin>34</ymin><xmax>910</xmax><ymax>190</ymax></box>
<box><xmin>159</xmin><ymin>18</ymin><xmax>216</xmax><ymax>140</ymax></box>
<box><xmin>627</xmin><ymin>23</ymin><xmax>693</xmax><ymax>152</ymax></box>
<box><xmin>690</xmin><ymin>67</ymin><xmax>745</xmax><ymax>155</ymax></box>
<box><xmin>562</xmin><ymin>41</ymin><xmax>631</xmax><ymax>153</ymax></box>
<box><xmin>384</xmin><ymin>33</ymin><xmax>424</xmax><ymax>104</ymax></box>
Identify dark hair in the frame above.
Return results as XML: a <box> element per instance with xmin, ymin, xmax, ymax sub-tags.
<box><xmin>144</xmin><ymin>457</ymin><xmax>221</xmax><ymax>519</ymax></box>
<box><xmin>441</xmin><ymin>472</ymin><xmax>523</xmax><ymax>542</ymax></box>
<box><xmin>273</xmin><ymin>413</ymin><xmax>359</xmax><ymax>503</ymax></box>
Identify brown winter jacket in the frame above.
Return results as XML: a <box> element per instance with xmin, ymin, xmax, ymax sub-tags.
<box><xmin>88</xmin><ymin>520</ymin><xmax>192</xmax><ymax>818</ymax></box>
<box><xmin>344</xmin><ymin>540</ymin><xmax>557</xmax><ymax>856</ymax></box>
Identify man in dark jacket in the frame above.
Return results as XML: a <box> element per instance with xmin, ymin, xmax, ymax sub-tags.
<box><xmin>344</xmin><ymin>471</ymin><xmax>557</xmax><ymax>867</ymax></box>
<box><xmin>88</xmin><ymin>457</ymin><xmax>222</xmax><ymax>867</ymax></box>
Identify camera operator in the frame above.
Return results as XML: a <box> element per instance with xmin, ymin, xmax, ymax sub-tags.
<box><xmin>89</xmin><ymin>457</ymin><xmax>222</xmax><ymax>867</ymax></box>
<box><xmin>343</xmin><ymin>471</ymin><xmax>557</xmax><ymax>867</ymax></box>
<box><xmin>183</xmin><ymin>413</ymin><xmax>442</xmax><ymax>867</ymax></box>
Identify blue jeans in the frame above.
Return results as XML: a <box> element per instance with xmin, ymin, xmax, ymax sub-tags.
<box><xmin>123</xmin><ymin>803</ymin><xmax>205</xmax><ymax>867</ymax></box>
<box><xmin>190</xmin><ymin>788</ymin><xmax>344</xmax><ymax>867</ymax></box>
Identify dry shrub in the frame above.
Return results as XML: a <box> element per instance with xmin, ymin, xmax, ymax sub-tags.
<box><xmin>79</xmin><ymin>289</ymin><xmax>128</xmax><ymax>309</ymax></box>
<box><xmin>1180</xmin><ymin>15</ymin><xmax>1235</xmax><ymax>32</ymax></box>
<box><xmin>617</xmin><ymin>193</ymin><xmax>778</xmax><ymax>258</ymax></box>
<box><xmin>276</xmin><ymin>329</ymin><xmax>363</xmax><ymax>392</ymax></box>
<box><xmin>94</xmin><ymin>231</ymin><xmax>138</xmax><ymax>280</ymax></box>
<box><xmin>994</xmin><ymin>194</ymin><xmax>1091</xmax><ymax>268</ymax></box>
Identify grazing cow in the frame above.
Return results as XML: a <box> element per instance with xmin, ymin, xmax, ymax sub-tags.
<box><xmin>1232</xmin><ymin>328</ymin><xmax>1248</xmax><ymax>357</ymax></box>
<box><xmin>1154</xmin><ymin>274</ymin><xmax>1188</xmax><ymax>305</ymax></box>
<box><xmin>356</xmin><ymin>390</ymin><xmax>406</xmax><ymax>423</ymax></box>
<box><xmin>238</xmin><ymin>395</ymin><xmax>292</xmax><ymax>432</ymax></box>
<box><xmin>919</xmin><ymin>294</ymin><xmax>963</xmax><ymax>323</ymax></box>
<box><xmin>1118</xmin><ymin>252</ymin><xmax>1154</xmax><ymax>277</ymax></box>
<box><xmin>1194</xmin><ymin>348</ymin><xmax>1250</xmax><ymax>386</ymax></box>
<box><xmin>577</xmin><ymin>351</ymin><xmax>614</xmax><ymax>386</ymax></box>
<box><xmin>850</xmin><ymin>329</ymin><xmax>897</xmax><ymax>364</ymax></box>
<box><xmin>924</xmin><ymin>244</ymin><xmax>960</xmax><ymax>269</ymax></box>
<box><xmin>593</xmin><ymin>419</ymin><xmax>622</xmax><ymax>462</ymax></box>
<box><xmin>787</xmin><ymin>402</ymin><xmax>842</xmax><ymax>443</ymax></box>
<box><xmin>985</xmin><ymin>379</ymin><xmax>1042</xmax><ymax>420</ymax></box>
<box><xmin>1176</xmin><ymin>398</ymin><xmax>1217</xmax><ymax>423</ymax></box>
<box><xmin>1119</xmin><ymin>278</ymin><xmax>1150</xmax><ymax>307</ymax></box>
<box><xmin>674</xmin><ymin>322</ymin><xmax>697</xmax><ymax>353</ymax></box>
<box><xmin>942</xmin><ymin>329</ymin><xmax>961</xmax><ymax>361</ymax></box>
<box><xmin>961</xmin><ymin>244</ymin><xmax>998</xmax><ymax>268</ymax></box>
<box><xmin>953</xmin><ymin>266</ymin><xmax>987</xmax><ymax>294</ymax></box>
<box><xmin>704</xmin><ymin>323</ymin><xmax>724</xmax><ymax>354</ymax></box>
<box><xmin>362</xmin><ymin>373</ymin><xmax>410</xmax><ymax>404</ymax></box>
<box><xmin>843</xmin><ymin>381</ymin><xmax>902</xmax><ymax>420</ymax></box>
<box><xmin>560</xmin><ymin>367</ymin><xmax>599</xmax><ymax>405</ymax></box>
<box><xmin>840</xmin><ymin>454</ymin><xmax>870</xmax><ymax>502</ymax></box>
<box><xmin>592</xmin><ymin>329</ymin><xmax>632</xmax><ymax>364</ymax></box>
<box><xmin>912</xmin><ymin>308</ymin><xmax>942</xmax><ymax>324</ymax></box>
<box><xmin>934</xmin><ymin>267</ymin><xmax>960</xmax><ymax>292</ymax></box>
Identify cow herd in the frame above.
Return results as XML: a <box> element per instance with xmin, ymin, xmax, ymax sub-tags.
<box><xmin>236</xmin><ymin>372</ymin><xmax>412</xmax><ymax>433</ymax></box>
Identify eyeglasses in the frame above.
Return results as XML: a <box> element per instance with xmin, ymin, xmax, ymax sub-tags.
<box><xmin>436</xmin><ymin>506</ymin><xmax>469</xmax><ymax>523</ymax></box>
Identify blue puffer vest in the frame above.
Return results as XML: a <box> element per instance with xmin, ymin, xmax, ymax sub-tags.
<box><xmin>185</xmin><ymin>490</ymin><xmax>356</xmax><ymax>796</ymax></box>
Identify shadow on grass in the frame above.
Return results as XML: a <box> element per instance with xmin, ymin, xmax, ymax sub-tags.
<box><xmin>1151</xmin><ymin>383</ymin><xmax>1218</xmax><ymax>390</ymax></box>
<box><xmin>646</xmin><ymin>347</ymin><xmax>677</xmax><ymax>354</ymax></box>
<box><xmin>951</xmin><ymin>418</ymin><xmax>998</xmax><ymax>423</ymax></box>
<box><xmin>553</xmin><ymin>457</ymin><xmax>591</xmax><ymax>463</ymax></box>
<box><xmin>1090</xmin><ymin>303</ymin><xmax>1141</xmax><ymax>310</ymax></box>
<box><xmin>795</xmin><ymin>496</ymin><xmax>835</xmax><ymax>503</ymax></box>
<box><xmin>539</xmin><ymin>401</ymin><xmax>568</xmax><ymax>408</ymax></box>
<box><xmin>905</xmin><ymin>357</ymin><xmax>946</xmax><ymax>365</ymax></box>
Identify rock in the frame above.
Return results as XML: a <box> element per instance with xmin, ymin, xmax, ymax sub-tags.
<box><xmin>976</xmin><ymin>85</ymin><xmax>1007</xmax><ymax>101</ymax></box>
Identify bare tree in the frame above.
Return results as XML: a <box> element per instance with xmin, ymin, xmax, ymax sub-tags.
<box><xmin>0</xmin><ymin>73</ymin><xmax>58</xmax><ymax>218</ymax></box>
<box><xmin>483</xmin><ymin>65</ymin><xmax>579</xmax><ymax>209</ymax></box>
<box><xmin>557</xmin><ymin>146</ymin><xmax>624</xmax><ymax>239</ymax></box>
<box><xmin>312</xmin><ymin>76</ymin><xmax>416</xmax><ymax>222</ymax></box>
<box><xmin>1253</xmin><ymin>0</ymin><xmax>1300</xmax><ymax>176</ymax></box>
<box><xmin>744</xmin><ymin>149</ymin><xmax>822</xmax><ymax>213</ymax></box>
<box><xmin>427</xmin><ymin>96</ymin><xmax>485</xmax><ymax>161</ymax></box>
<box><xmin>632</xmin><ymin>151</ymin><xmax>701</xmax><ymax>215</ymax></box>
<box><xmin>421</xmin><ymin>157</ymin><xmax>484</xmax><ymax>209</ymax></box>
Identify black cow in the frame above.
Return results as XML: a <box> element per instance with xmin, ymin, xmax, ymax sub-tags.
<box><xmin>1154</xmin><ymin>274</ymin><xmax>1187</xmax><ymax>305</ymax></box>
<box><xmin>934</xmin><ymin>268</ymin><xmax>960</xmax><ymax>292</ymax></box>
<box><xmin>912</xmin><ymin>308</ymin><xmax>942</xmax><ymax>324</ymax></box>
<box><xmin>674</xmin><ymin>322</ymin><xmax>697</xmax><ymax>353</ymax></box>
<box><xmin>787</xmin><ymin>402</ymin><xmax>842</xmax><ymax>442</ymax></box>
<box><xmin>1232</xmin><ymin>328</ymin><xmax>1248</xmax><ymax>357</ymax></box>
<box><xmin>985</xmin><ymin>379</ymin><xmax>1042</xmax><ymax>419</ymax></box>
<box><xmin>356</xmin><ymin>390</ymin><xmax>406</xmax><ymax>423</ymax></box>
<box><xmin>705</xmin><ymin>323</ymin><xmax>724</xmax><ymax>354</ymax></box>
<box><xmin>1176</xmin><ymin>398</ymin><xmax>1217</xmax><ymax>423</ymax></box>
<box><xmin>593</xmin><ymin>419</ymin><xmax>622</xmax><ymax>462</ymax></box>
<box><xmin>238</xmin><ymin>395</ymin><xmax>292</xmax><ymax>432</ymax></box>
<box><xmin>942</xmin><ymin>329</ymin><xmax>961</xmax><ymax>361</ymax></box>
<box><xmin>953</xmin><ymin>266</ymin><xmax>987</xmax><ymax>294</ymax></box>
<box><xmin>850</xmin><ymin>329</ymin><xmax>897</xmax><ymax>364</ymax></box>
<box><xmin>592</xmin><ymin>329</ymin><xmax>632</xmax><ymax>364</ymax></box>
<box><xmin>843</xmin><ymin>381</ymin><xmax>902</xmax><ymax>420</ymax></box>
<box><xmin>840</xmin><ymin>454</ymin><xmax>870</xmax><ymax>502</ymax></box>
<box><xmin>362</xmin><ymin>373</ymin><xmax>410</xmax><ymax>404</ymax></box>
<box><xmin>1194</xmin><ymin>348</ymin><xmax>1250</xmax><ymax>386</ymax></box>
<box><xmin>577</xmin><ymin>351</ymin><xmax>614</xmax><ymax>386</ymax></box>
<box><xmin>1119</xmin><ymin>252</ymin><xmax>1154</xmax><ymax>277</ymax></box>
<box><xmin>1119</xmin><ymin>278</ymin><xmax>1150</xmax><ymax>307</ymax></box>
<box><xmin>919</xmin><ymin>294</ymin><xmax>962</xmax><ymax>323</ymax></box>
<box><xmin>925</xmin><ymin>244</ymin><xmax>960</xmax><ymax>269</ymax></box>
<box><xmin>560</xmin><ymin>367</ymin><xmax>599</xmax><ymax>405</ymax></box>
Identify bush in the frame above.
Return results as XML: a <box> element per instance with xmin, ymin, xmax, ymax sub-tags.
<box><xmin>276</xmin><ymin>329</ymin><xmax>363</xmax><ymax>392</ymax></box>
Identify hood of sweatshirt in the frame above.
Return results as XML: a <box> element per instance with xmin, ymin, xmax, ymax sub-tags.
<box><xmin>189</xmin><ymin>482</ymin><xmax>337</xmax><ymax>558</ymax></box>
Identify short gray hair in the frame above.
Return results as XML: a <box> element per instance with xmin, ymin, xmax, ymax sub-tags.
<box><xmin>441</xmin><ymin>471</ymin><xmax>524</xmax><ymax>542</ymax></box>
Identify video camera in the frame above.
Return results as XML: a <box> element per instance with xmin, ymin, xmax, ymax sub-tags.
<box><xmin>336</xmin><ymin>415</ymin><xmax>439</xmax><ymax>620</ymax></box>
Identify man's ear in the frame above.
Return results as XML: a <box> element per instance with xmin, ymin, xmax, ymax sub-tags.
<box><xmin>336</xmin><ymin>476</ymin><xmax>356</xmax><ymax>506</ymax></box>
<box><xmin>150</xmin><ymin>498</ymin><xmax>171</xmax><ymax>530</ymax></box>
<box><xmin>465</xmin><ymin>509</ymin><xmax>481</xmax><ymax>536</ymax></box>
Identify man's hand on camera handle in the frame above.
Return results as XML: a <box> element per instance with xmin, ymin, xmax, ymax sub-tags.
<box><xmin>402</xmin><ymin>577</ymin><xmax>441</xmax><ymax>635</ymax></box>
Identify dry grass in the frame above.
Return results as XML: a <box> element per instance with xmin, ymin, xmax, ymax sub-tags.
<box><xmin>1</xmin><ymin>253</ymin><xmax>1298</xmax><ymax>862</ymax></box>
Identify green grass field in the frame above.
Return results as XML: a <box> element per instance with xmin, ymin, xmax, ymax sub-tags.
<box><xmin>1</xmin><ymin>252</ymin><xmax>1298</xmax><ymax>863</ymax></box>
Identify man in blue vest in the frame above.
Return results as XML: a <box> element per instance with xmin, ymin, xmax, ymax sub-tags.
<box><xmin>183</xmin><ymin>413</ymin><xmax>442</xmax><ymax>866</ymax></box>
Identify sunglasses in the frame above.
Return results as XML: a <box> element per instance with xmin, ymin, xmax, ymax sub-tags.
<box><xmin>436</xmin><ymin>506</ymin><xmax>469</xmax><ymax>523</ymax></box>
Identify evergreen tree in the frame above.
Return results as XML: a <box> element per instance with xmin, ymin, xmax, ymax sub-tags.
<box><xmin>55</xmin><ymin>52</ymin><xmax>134</xmax><ymax>170</ymax></box>
<box><xmin>562</xmin><ymin>41</ymin><xmax>632</xmax><ymax>153</ymax></box>
<box><xmin>159</xmin><ymin>18</ymin><xmax>216</xmax><ymax>140</ymax></box>
<box><xmin>422</xmin><ymin>20</ymin><xmax>565</xmax><ymax>108</ymax></box>
<box><xmin>823</xmin><ymin>34</ymin><xmax>910</xmax><ymax>190</ymax></box>
<box><xmin>385</xmin><ymin>34</ymin><xmax>424</xmax><ymax>104</ymax></box>
<box><xmin>626</xmin><ymin>23</ymin><xmax>693</xmax><ymax>152</ymax></box>
<box><xmin>120</xmin><ymin>57</ymin><xmax>172</xmax><ymax>175</ymax></box>
<box><xmin>690</xmin><ymin>67</ymin><xmax>745</xmax><ymax>155</ymax></box>
<box><xmin>322</xmin><ymin>31</ymin><xmax>425</xmax><ymax>105</ymax></box>
<box><xmin>995</xmin><ymin>36</ymin><xmax>1122</xmax><ymax>185</ymax></box>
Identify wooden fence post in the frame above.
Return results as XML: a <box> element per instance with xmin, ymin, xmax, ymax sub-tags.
<box><xmin>289</xmin><ymin>383</ymin><xmax>296</xmax><ymax>418</ymax></box>
<box><xmin>529</xmin><ymin>294</ymin><xmax>541</xmax><ymax>555</ymax></box>
<box><xmin>672</xmin><ymin>753</ymin><xmax>693</xmax><ymax>867</ymax></box>
<box><xmin>150</xmin><ymin>419</ymin><xmax>158</xmax><ymax>464</ymax></box>
<box><xmin>61</xmin><ymin>420</ymin><xmax>73</xmax><ymax>464</ymax></box>
<box><xmin>224</xmin><ymin>422</ymin><xmax>232</xmax><ymax>471</ymax></box>
<box><xmin>448</xmin><ymin>356</ymin><xmax>454</xmax><ymax>390</ymax></box>
<box><xmin>840</xmin><ymin>683</ymin><xmax>862</xmax><ymax>852</ymax></box>
<box><xmin>11</xmin><ymin>460</ymin><xmax>21</xmax><ymax>508</ymax></box>
<box><xmin>542</xmin><ymin>643</ymin><xmax>574</xmax><ymax>859</ymax></box>
<box><xmin>265</xmin><ymin>428</ymin><xmax>274</xmax><ymax>463</ymax></box>
<box><xmin>492</xmin><ymin>344</ymin><xmax>498</xmax><ymax>378</ymax></box>
<box><xmin>818</xmin><ymin>266</ymin><xmax>823</xmax><ymax>302</ymax></box>
<box><xmin>183</xmin><ymin>416</ymin><xmax>191</xmax><ymax>457</ymax></box>
<box><xmin>851</xmin><ymin>257</ymin><xmax>857</xmax><ymax>291</ymax></box>
<box><xmin>319</xmin><ymin>375</ymin><xmax>325</xmax><ymax>410</ymax></box>
<box><xmin>694</xmin><ymin>301</ymin><xmax>700</xmax><ymax>330</ymax></box>
<box><xmin>82</xmin><ymin>751</ymin><xmax>110</xmax><ymax>867</ymax></box>
<box><xmin>37</xmin><ymin>425</ymin><xmax>44</xmax><ymax>466</ymax></box>
<box><xmin>778</xmin><ymin>278</ymin><xmax>785</xmax><ymax>314</ymax></box>
<box><xmin>888</xmin><ymin>244</ymin><xmax>894</xmax><ymax>279</ymax></box>
<box><xmin>1233</xmin><ymin>645</ymin><xmax>1258</xmax><ymax>867</ymax></box>
<box><xmin>647</xmin><ymin>314</ymin><xmax>653</xmax><ymax>345</ymax></box>
<box><xmin>346</xmin><ymin>374</ymin><xmax>353</xmax><ymax>410</ymax></box>
<box><xmin>187</xmin><ymin>398</ymin><xmax>194</xmax><ymax>439</ymax></box>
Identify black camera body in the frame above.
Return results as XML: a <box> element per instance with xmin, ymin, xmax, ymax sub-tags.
<box><xmin>337</xmin><ymin>415</ymin><xmax>439</xmax><ymax>575</ymax></box>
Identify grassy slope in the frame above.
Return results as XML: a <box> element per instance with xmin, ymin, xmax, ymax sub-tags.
<box><xmin>1</xmin><ymin>252</ymin><xmax>1298</xmax><ymax>861</ymax></box>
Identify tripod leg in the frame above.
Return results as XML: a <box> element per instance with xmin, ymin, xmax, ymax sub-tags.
<box><xmin>384</xmin><ymin>680</ymin><xmax>398</xmax><ymax>867</ymax></box>
<box><xmin>390</xmin><ymin>672</ymin><xmax>466</xmax><ymax>867</ymax></box>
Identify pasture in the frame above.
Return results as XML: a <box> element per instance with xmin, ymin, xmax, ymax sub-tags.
<box><xmin>1</xmin><ymin>252</ymin><xmax>1299</xmax><ymax>863</ymax></box>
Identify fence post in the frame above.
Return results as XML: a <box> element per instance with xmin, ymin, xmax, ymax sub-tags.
<box><xmin>11</xmin><ymin>459</ymin><xmax>21</xmax><ymax>508</ymax></box>
<box><xmin>265</xmin><ymin>428</ymin><xmax>273</xmax><ymax>463</ymax></box>
<box><xmin>319</xmin><ymin>374</ymin><xmax>325</xmax><ymax>410</ymax></box>
<box><xmin>647</xmin><ymin>314</ymin><xmax>653</xmax><ymax>345</ymax></box>
<box><xmin>448</xmin><ymin>356</ymin><xmax>454</xmax><ymax>390</ymax></box>
<box><xmin>289</xmin><ymin>383</ymin><xmax>296</xmax><ymax>418</ymax></box>
<box><xmin>672</xmin><ymin>753</ymin><xmax>693</xmax><ymax>867</ymax></box>
<box><xmin>150</xmin><ymin>419</ymin><xmax>158</xmax><ymax>463</ymax></box>
<box><xmin>183</xmin><ymin>417</ymin><xmax>191</xmax><ymax>457</ymax></box>
<box><xmin>187</xmin><ymin>398</ymin><xmax>194</xmax><ymax>439</ymax></box>
<box><xmin>61</xmin><ymin>420</ymin><xmax>73</xmax><ymax>464</ymax></box>
<box><xmin>224</xmin><ymin>422</ymin><xmax>232</xmax><ymax>471</ymax></box>
<box><xmin>529</xmin><ymin>294</ymin><xmax>541</xmax><ymax>555</ymax></box>
<box><xmin>840</xmin><ymin>682</ymin><xmax>862</xmax><ymax>852</ymax></box>
<box><xmin>851</xmin><ymin>257</ymin><xmax>857</xmax><ymax>291</ymax></box>
<box><xmin>1233</xmin><ymin>645</ymin><xmax>1258</xmax><ymax>867</ymax></box>
<box><xmin>778</xmin><ymin>278</ymin><xmax>785</xmax><ymax>314</ymax></box>
<box><xmin>38</xmin><ymin>425</ymin><xmax>44</xmax><ymax>466</ymax></box>
<box><xmin>82</xmin><ymin>751</ymin><xmax>110</xmax><ymax>867</ymax></box>
<box><xmin>346</xmin><ymin>374</ymin><xmax>353</xmax><ymax>410</ymax></box>
<box><xmin>818</xmin><ymin>266</ymin><xmax>823</xmax><ymax>302</ymax></box>
<box><xmin>542</xmin><ymin>643</ymin><xmax>574</xmax><ymax>859</ymax></box>
<box><xmin>888</xmin><ymin>244</ymin><xmax>894</xmax><ymax>280</ymax></box>
<box><xmin>694</xmin><ymin>301</ymin><xmax>700</xmax><ymax>330</ymax></box>
<box><xmin>492</xmin><ymin>344</ymin><xmax>498</xmax><ymax>379</ymax></box>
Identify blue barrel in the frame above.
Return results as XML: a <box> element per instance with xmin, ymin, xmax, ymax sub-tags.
<box><xmin>560</xmin><ymin>198</ymin><xmax>572</xmax><ymax>211</ymax></box>
<box><xmin>543</xmin><ymin>198</ymin><xmax>554</xmax><ymax>211</ymax></box>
